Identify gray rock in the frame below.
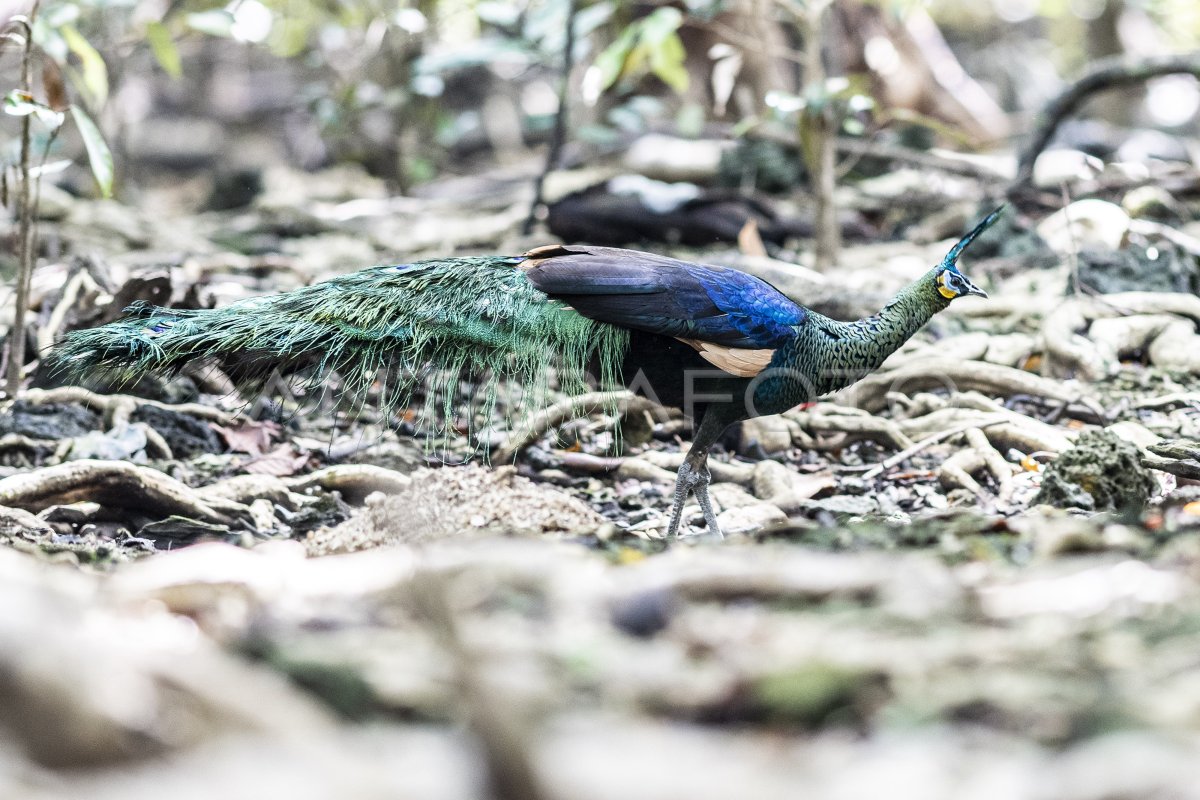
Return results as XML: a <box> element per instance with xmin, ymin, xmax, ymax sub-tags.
<box><xmin>738</xmin><ymin>416</ymin><xmax>794</xmax><ymax>456</ymax></box>
<box><xmin>717</xmin><ymin>502</ymin><xmax>788</xmax><ymax>535</ymax></box>
<box><xmin>801</xmin><ymin>495</ymin><xmax>880</xmax><ymax>517</ymax></box>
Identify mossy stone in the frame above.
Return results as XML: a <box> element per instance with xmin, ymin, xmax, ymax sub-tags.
<box><xmin>1034</xmin><ymin>429</ymin><xmax>1157</xmax><ymax>511</ymax></box>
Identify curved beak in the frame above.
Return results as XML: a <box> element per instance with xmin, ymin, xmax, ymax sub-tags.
<box><xmin>960</xmin><ymin>276</ymin><xmax>988</xmax><ymax>299</ymax></box>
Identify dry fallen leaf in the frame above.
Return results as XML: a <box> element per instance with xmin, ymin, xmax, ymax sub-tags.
<box><xmin>216</xmin><ymin>420</ymin><xmax>281</xmax><ymax>457</ymax></box>
<box><xmin>737</xmin><ymin>218</ymin><xmax>768</xmax><ymax>257</ymax></box>
<box><xmin>242</xmin><ymin>443</ymin><xmax>311</xmax><ymax>477</ymax></box>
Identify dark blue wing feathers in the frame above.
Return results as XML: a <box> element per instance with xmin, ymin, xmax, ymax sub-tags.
<box><xmin>521</xmin><ymin>246</ymin><xmax>804</xmax><ymax>349</ymax></box>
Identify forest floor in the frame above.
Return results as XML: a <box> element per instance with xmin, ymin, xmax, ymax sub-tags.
<box><xmin>4</xmin><ymin>159</ymin><xmax>1200</xmax><ymax>797</ymax></box>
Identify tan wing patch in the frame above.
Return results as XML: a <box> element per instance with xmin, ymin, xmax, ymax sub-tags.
<box><xmin>519</xmin><ymin>244</ymin><xmax>583</xmax><ymax>270</ymax></box>
<box><xmin>678</xmin><ymin>338</ymin><xmax>774</xmax><ymax>377</ymax></box>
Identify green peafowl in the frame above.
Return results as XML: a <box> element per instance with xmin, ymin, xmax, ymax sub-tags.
<box><xmin>48</xmin><ymin>207</ymin><xmax>1002</xmax><ymax>538</ymax></box>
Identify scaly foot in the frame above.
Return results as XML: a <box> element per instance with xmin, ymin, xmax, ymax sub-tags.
<box><xmin>665</xmin><ymin>460</ymin><xmax>723</xmax><ymax>539</ymax></box>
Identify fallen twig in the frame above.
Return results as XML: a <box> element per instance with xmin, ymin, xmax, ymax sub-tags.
<box><xmin>857</xmin><ymin>415</ymin><xmax>1009</xmax><ymax>480</ymax></box>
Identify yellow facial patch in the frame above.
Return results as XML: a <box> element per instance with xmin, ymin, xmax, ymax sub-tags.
<box><xmin>937</xmin><ymin>273</ymin><xmax>957</xmax><ymax>299</ymax></box>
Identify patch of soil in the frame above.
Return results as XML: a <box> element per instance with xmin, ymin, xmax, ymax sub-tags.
<box><xmin>306</xmin><ymin>463</ymin><xmax>605</xmax><ymax>555</ymax></box>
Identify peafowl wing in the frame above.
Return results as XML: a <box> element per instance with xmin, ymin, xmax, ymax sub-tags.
<box><xmin>520</xmin><ymin>245</ymin><xmax>806</xmax><ymax>377</ymax></box>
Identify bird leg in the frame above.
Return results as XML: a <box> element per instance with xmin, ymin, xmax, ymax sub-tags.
<box><xmin>665</xmin><ymin>407</ymin><xmax>728</xmax><ymax>539</ymax></box>
<box><xmin>665</xmin><ymin>452</ymin><xmax>721</xmax><ymax>539</ymax></box>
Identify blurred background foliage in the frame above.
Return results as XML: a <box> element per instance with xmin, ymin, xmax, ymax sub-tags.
<box><xmin>2</xmin><ymin>0</ymin><xmax>1200</xmax><ymax>202</ymax></box>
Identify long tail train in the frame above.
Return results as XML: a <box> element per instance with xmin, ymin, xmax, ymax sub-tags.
<box><xmin>46</xmin><ymin>255</ymin><xmax>629</xmax><ymax>428</ymax></box>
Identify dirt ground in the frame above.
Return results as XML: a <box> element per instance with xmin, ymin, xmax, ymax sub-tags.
<box><xmin>4</xmin><ymin>162</ymin><xmax>1200</xmax><ymax>797</ymax></box>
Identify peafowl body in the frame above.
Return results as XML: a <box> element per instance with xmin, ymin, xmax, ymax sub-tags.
<box><xmin>49</xmin><ymin>209</ymin><xmax>1001</xmax><ymax>537</ymax></box>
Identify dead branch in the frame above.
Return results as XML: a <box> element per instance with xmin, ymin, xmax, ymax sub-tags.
<box><xmin>522</xmin><ymin>0</ymin><xmax>577</xmax><ymax>236</ymax></box>
<box><xmin>1011</xmin><ymin>54</ymin><xmax>1200</xmax><ymax>193</ymax></box>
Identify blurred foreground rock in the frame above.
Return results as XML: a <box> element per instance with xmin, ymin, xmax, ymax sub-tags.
<box><xmin>3</xmin><ymin>520</ymin><xmax>1200</xmax><ymax>798</ymax></box>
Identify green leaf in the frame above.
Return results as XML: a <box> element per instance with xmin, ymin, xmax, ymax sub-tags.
<box><xmin>30</xmin><ymin>159</ymin><xmax>73</xmax><ymax>178</ymax></box>
<box><xmin>594</xmin><ymin>8</ymin><xmax>689</xmax><ymax>96</ymax></box>
<box><xmin>647</xmin><ymin>30</ymin><xmax>688</xmax><ymax>93</ymax></box>
<box><xmin>60</xmin><ymin>25</ymin><xmax>108</xmax><ymax>107</ymax></box>
<box><xmin>70</xmin><ymin>104</ymin><xmax>113</xmax><ymax>198</ymax></box>
<box><xmin>638</xmin><ymin>6</ymin><xmax>683</xmax><ymax>43</ymax></box>
<box><xmin>186</xmin><ymin>9</ymin><xmax>235</xmax><ymax>38</ymax></box>
<box><xmin>3</xmin><ymin>90</ymin><xmax>64</xmax><ymax>128</ymax></box>
<box><xmin>146</xmin><ymin>22</ymin><xmax>182</xmax><ymax>79</ymax></box>
<box><xmin>594</xmin><ymin>26</ymin><xmax>637</xmax><ymax>90</ymax></box>
<box><xmin>4</xmin><ymin>90</ymin><xmax>42</xmax><ymax>116</ymax></box>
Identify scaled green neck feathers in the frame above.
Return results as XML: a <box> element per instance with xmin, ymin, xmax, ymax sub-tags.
<box><xmin>755</xmin><ymin>267</ymin><xmax>948</xmax><ymax>411</ymax></box>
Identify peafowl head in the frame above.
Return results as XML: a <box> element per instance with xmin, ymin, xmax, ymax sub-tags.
<box><xmin>931</xmin><ymin>206</ymin><xmax>1004</xmax><ymax>301</ymax></box>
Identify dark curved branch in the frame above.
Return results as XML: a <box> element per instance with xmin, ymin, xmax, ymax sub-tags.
<box><xmin>1010</xmin><ymin>53</ymin><xmax>1200</xmax><ymax>194</ymax></box>
<box><xmin>523</xmin><ymin>0</ymin><xmax>578</xmax><ymax>235</ymax></box>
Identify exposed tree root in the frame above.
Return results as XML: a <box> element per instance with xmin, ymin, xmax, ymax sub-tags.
<box><xmin>837</xmin><ymin>357</ymin><xmax>1085</xmax><ymax>414</ymax></box>
<box><xmin>492</xmin><ymin>390</ymin><xmax>663</xmax><ymax>463</ymax></box>
<box><xmin>938</xmin><ymin>450</ymin><xmax>989</xmax><ymax>497</ymax></box>
<box><xmin>823</xmin><ymin>388</ymin><xmax>1076</xmax><ymax>481</ymax></box>
<box><xmin>1042</xmin><ymin>293</ymin><xmax>1200</xmax><ymax>380</ymax></box>
<box><xmin>1134</xmin><ymin>393</ymin><xmax>1200</xmax><ymax>411</ymax></box>
<box><xmin>787</xmin><ymin>405</ymin><xmax>915</xmax><ymax>450</ymax></box>
<box><xmin>17</xmin><ymin>386</ymin><xmax>237</xmax><ymax>427</ymax></box>
<box><xmin>0</xmin><ymin>460</ymin><xmax>251</xmax><ymax>525</ymax></box>
<box><xmin>284</xmin><ymin>464</ymin><xmax>413</xmax><ymax>505</ymax></box>
<box><xmin>0</xmin><ymin>505</ymin><xmax>54</xmax><ymax>538</ymax></box>
<box><xmin>0</xmin><ymin>433</ymin><xmax>56</xmax><ymax>454</ymax></box>
<box><xmin>197</xmin><ymin>474</ymin><xmax>310</xmax><ymax>509</ymax></box>
<box><xmin>858</xmin><ymin>415</ymin><xmax>1010</xmax><ymax>480</ymax></box>
<box><xmin>635</xmin><ymin>449</ymin><xmax>755</xmax><ymax>485</ymax></box>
